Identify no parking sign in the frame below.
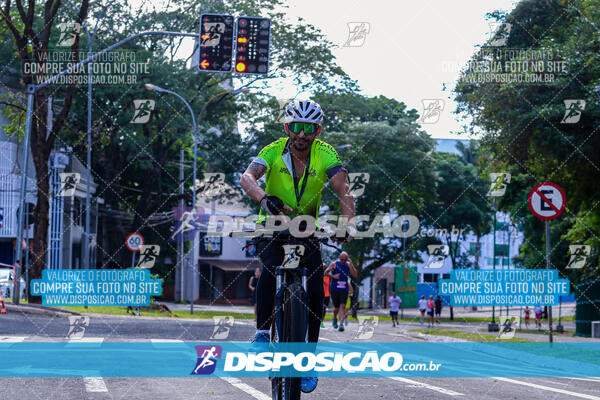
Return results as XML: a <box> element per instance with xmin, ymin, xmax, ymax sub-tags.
<box><xmin>527</xmin><ymin>182</ymin><xmax>566</xmax><ymax>221</ymax></box>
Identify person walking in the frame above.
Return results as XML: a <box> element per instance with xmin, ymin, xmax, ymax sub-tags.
<box><xmin>534</xmin><ymin>305</ymin><xmax>543</xmax><ymax>330</ymax></box>
<box><xmin>322</xmin><ymin>263</ymin><xmax>330</xmax><ymax>328</ymax></box>
<box><xmin>418</xmin><ymin>295</ymin><xmax>427</xmax><ymax>325</ymax></box>
<box><xmin>248</xmin><ymin>268</ymin><xmax>260</xmax><ymax>319</ymax></box>
<box><xmin>524</xmin><ymin>306</ymin><xmax>531</xmax><ymax>328</ymax></box>
<box><xmin>325</xmin><ymin>252</ymin><xmax>357</xmax><ymax>332</ymax></box>
<box><xmin>434</xmin><ymin>295</ymin><xmax>443</xmax><ymax>324</ymax></box>
<box><xmin>389</xmin><ymin>291</ymin><xmax>401</xmax><ymax>327</ymax></box>
<box><xmin>427</xmin><ymin>295</ymin><xmax>435</xmax><ymax>328</ymax></box>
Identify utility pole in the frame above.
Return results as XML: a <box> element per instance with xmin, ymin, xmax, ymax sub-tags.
<box><xmin>179</xmin><ymin>147</ymin><xmax>185</xmax><ymax>303</ymax></box>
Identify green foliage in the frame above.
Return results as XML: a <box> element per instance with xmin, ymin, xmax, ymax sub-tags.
<box><xmin>454</xmin><ymin>0</ymin><xmax>600</xmax><ymax>282</ymax></box>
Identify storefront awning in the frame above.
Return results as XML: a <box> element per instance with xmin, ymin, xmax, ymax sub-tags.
<box><xmin>200</xmin><ymin>259</ymin><xmax>262</xmax><ymax>271</ymax></box>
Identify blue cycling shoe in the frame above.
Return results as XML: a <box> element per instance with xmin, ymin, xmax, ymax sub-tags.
<box><xmin>301</xmin><ymin>376</ymin><xmax>318</xmax><ymax>393</ymax></box>
<box><xmin>249</xmin><ymin>331</ymin><xmax>270</xmax><ymax>353</ymax></box>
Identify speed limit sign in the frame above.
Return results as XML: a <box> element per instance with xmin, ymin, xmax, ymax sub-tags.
<box><xmin>126</xmin><ymin>232</ymin><xmax>144</xmax><ymax>252</ymax></box>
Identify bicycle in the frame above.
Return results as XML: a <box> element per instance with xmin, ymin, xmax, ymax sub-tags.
<box><xmin>236</xmin><ymin>229</ymin><xmax>341</xmax><ymax>400</ymax></box>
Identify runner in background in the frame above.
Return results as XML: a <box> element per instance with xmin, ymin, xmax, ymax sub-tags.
<box><xmin>322</xmin><ymin>263</ymin><xmax>330</xmax><ymax>328</ymax></box>
<box><xmin>389</xmin><ymin>291</ymin><xmax>401</xmax><ymax>327</ymax></box>
<box><xmin>534</xmin><ymin>305</ymin><xmax>543</xmax><ymax>330</ymax></box>
<box><xmin>434</xmin><ymin>295</ymin><xmax>443</xmax><ymax>324</ymax></box>
<box><xmin>418</xmin><ymin>295</ymin><xmax>427</xmax><ymax>325</ymax></box>
<box><xmin>248</xmin><ymin>268</ymin><xmax>260</xmax><ymax>320</ymax></box>
<box><xmin>427</xmin><ymin>295</ymin><xmax>435</xmax><ymax>328</ymax></box>
<box><xmin>524</xmin><ymin>306</ymin><xmax>531</xmax><ymax>328</ymax></box>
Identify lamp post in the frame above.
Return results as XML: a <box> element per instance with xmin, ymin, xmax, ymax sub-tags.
<box><xmin>145</xmin><ymin>84</ymin><xmax>197</xmax><ymax>314</ymax></box>
<box><xmin>145</xmin><ymin>84</ymin><xmax>248</xmax><ymax>313</ymax></box>
<box><xmin>488</xmin><ymin>198</ymin><xmax>499</xmax><ymax>331</ymax></box>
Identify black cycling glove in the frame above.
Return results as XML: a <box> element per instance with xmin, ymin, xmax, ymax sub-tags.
<box><xmin>260</xmin><ymin>194</ymin><xmax>285</xmax><ymax>215</ymax></box>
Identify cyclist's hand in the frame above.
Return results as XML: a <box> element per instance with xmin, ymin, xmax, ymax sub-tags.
<box><xmin>260</xmin><ymin>194</ymin><xmax>292</xmax><ymax>215</ymax></box>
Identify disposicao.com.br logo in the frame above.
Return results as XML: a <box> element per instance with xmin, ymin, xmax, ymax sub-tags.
<box><xmin>189</xmin><ymin>344</ymin><xmax>441</xmax><ymax>377</ymax></box>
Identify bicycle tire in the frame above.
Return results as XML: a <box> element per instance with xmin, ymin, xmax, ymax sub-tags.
<box><xmin>281</xmin><ymin>282</ymin><xmax>305</xmax><ymax>400</ymax></box>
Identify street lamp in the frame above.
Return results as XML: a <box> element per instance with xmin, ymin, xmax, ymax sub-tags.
<box><xmin>145</xmin><ymin>83</ymin><xmax>249</xmax><ymax>313</ymax></box>
<box><xmin>145</xmin><ymin>83</ymin><xmax>197</xmax><ymax>314</ymax></box>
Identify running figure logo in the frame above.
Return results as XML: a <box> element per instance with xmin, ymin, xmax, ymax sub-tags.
<box><xmin>56</xmin><ymin>22</ymin><xmax>81</xmax><ymax>46</ymax></box>
<box><xmin>498</xmin><ymin>316</ymin><xmax>519</xmax><ymax>339</ymax></box>
<box><xmin>135</xmin><ymin>245</ymin><xmax>160</xmax><ymax>268</ymax></box>
<box><xmin>488</xmin><ymin>22</ymin><xmax>511</xmax><ymax>46</ymax></box>
<box><xmin>169</xmin><ymin>207</ymin><xmax>203</xmax><ymax>242</ymax></box>
<box><xmin>487</xmin><ymin>173</ymin><xmax>511</xmax><ymax>197</ymax></box>
<box><xmin>344</xmin><ymin>22</ymin><xmax>370</xmax><ymax>47</ymax></box>
<box><xmin>566</xmin><ymin>245</ymin><xmax>591</xmax><ymax>269</ymax></box>
<box><xmin>419</xmin><ymin>99</ymin><xmax>444</xmax><ymax>124</ymax></box>
<box><xmin>354</xmin><ymin>316</ymin><xmax>378</xmax><ymax>340</ymax></box>
<box><xmin>58</xmin><ymin>173</ymin><xmax>80</xmax><ymax>197</ymax></box>
<box><xmin>423</xmin><ymin>245</ymin><xmax>449</xmax><ymax>269</ymax></box>
<box><xmin>191</xmin><ymin>345</ymin><xmax>222</xmax><ymax>375</ymax></box>
<box><xmin>198</xmin><ymin>173</ymin><xmax>225</xmax><ymax>198</ymax></box>
<box><xmin>202</xmin><ymin>22</ymin><xmax>225</xmax><ymax>47</ymax></box>
<box><xmin>561</xmin><ymin>100</ymin><xmax>586</xmax><ymax>124</ymax></box>
<box><xmin>347</xmin><ymin>173</ymin><xmax>370</xmax><ymax>197</ymax></box>
<box><xmin>66</xmin><ymin>316</ymin><xmax>90</xmax><ymax>339</ymax></box>
<box><xmin>281</xmin><ymin>245</ymin><xmax>305</xmax><ymax>269</ymax></box>
<box><xmin>210</xmin><ymin>316</ymin><xmax>234</xmax><ymax>340</ymax></box>
<box><xmin>130</xmin><ymin>100</ymin><xmax>155</xmax><ymax>124</ymax></box>
<box><xmin>276</xmin><ymin>98</ymin><xmax>293</xmax><ymax>123</ymax></box>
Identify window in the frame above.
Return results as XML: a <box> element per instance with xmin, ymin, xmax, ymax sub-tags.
<box><xmin>495</xmin><ymin>222</ymin><xmax>509</xmax><ymax>231</ymax></box>
<box><xmin>469</xmin><ymin>242</ymin><xmax>479</xmax><ymax>256</ymax></box>
<box><xmin>494</xmin><ymin>244</ymin><xmax>509</xmax><ymax>257</ymax></box>
<box><xmin>423</xmin><ymin>273</ymin><xmax>439</xmax><ymax>283</ymax></box>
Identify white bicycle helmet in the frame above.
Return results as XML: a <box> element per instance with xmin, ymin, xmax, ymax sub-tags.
<box><xmin>284</xmin><ymin>99</ymin><xmax>324</xmax><ymax>124</ymax></box>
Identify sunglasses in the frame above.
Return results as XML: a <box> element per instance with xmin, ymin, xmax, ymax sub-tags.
<box><xmin>287</xmin><ymin>122</ymin><xmax>320</xmax><ymax>135</ymax></box>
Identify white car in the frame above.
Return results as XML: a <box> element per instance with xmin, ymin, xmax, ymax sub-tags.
<box><xmin>0</xmin><ymin>268</ymin><xmax>26</xmax><ymax>300</ymax></box>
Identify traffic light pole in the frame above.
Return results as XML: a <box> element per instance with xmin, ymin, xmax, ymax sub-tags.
<box><xmin>14</xmin><ymin>31</ymin><xmax>198</xmax><ymax>304</ymax></box>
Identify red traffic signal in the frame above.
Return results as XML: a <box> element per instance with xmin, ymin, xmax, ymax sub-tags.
<box><xmin>234</xmin><ymin>17</ymin><xmax>271</xmax><ymax>75</ymax></box>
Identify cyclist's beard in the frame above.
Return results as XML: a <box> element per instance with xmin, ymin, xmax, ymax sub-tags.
<box><xmin>291</xmin><ymin>136</ymin><xmax>312</xmax><ymax>152</ymax></box>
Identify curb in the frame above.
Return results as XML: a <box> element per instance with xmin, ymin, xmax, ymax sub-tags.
<box><xmin>4</xmin><ymin>303</ymin><xmax>81</xmax><ymax>317</ymax></box>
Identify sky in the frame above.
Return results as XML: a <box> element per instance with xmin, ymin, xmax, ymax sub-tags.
<box><xmin>279</xmin><ymin>0</ymin><xmax>520</xmax><ymax>139</ymax></box>
<box><xmin>173</xmin><ymin>0</ymin><xmax>520</xmax><ymax>139</ymax></box>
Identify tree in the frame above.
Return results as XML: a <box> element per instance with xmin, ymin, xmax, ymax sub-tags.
<box><xmin>1</xmin><ymin>0</ymin><xmax>89</xmax><ymax>300</ymax></box>
<box><xmin>454</xmin><ymin>0</ymin><xmax>600</xmax><ymax>282</ymax></box>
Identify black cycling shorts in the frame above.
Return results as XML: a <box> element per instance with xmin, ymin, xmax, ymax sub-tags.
<box><xmin>331</xmin><ymin>290</ymin><xmax>348</xmax><ymax>308</ymax></box>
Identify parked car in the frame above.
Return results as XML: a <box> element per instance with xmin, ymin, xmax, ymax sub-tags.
<box><xmin>0</xmin><ymin>267</ymin><xmax>26</xmax><ymax>300</ymax></box>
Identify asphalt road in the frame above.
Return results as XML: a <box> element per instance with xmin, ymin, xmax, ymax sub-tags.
<box><xmin>1</xmin><ymin>312</ymin><xmax>599</xmax><ymax>400</ymax></box>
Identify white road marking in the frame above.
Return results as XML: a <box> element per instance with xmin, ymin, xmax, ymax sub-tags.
<box><xmin>389</xmin><ymin>377</ymin><xmax>464</xmax><ymax>396</ymax></box>
<box><xmin>539</xmin><ymin>379</ymin><xmax>570</xmax><ymax>386</ymax></box>
<box><xmin>565</xmin><ymin>377</ymin><xmax>600</xmax><ymax>383</ymax></box>
<box><xmin>0</xmin><ymin>336</ymin><xmax>27</xmax><ymax>342</ymax></box>
<box><xmin>221</xmin><ymin>377</ymin><xmax>271</xmax><ymax>400</ymax></box>
<box><xmin>150</xmin><ymin>339</ymin><xmax>184</xmax><ymax>342</ymax></box>
<box><xmin>83</xmin><ymin>377</ymin><xmax>108</xmax><ymax>393</ymax></box>
<box><xmin>68</xmin><ymin>337</ymin><xmax>104</xmax><ymax>343</ymax></box>
<box><xmin>495</xmin><ymin>377</ymin><xmax>600</xmax><ymax>399</ymax></box>
<box><xmin>319</xmin><ymin>337</ymin><xmax>335</xmax><ymax>342</ymax></box>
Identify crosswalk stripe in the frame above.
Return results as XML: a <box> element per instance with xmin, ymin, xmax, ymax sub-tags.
<box><xmin>83</xmin><ymin>377</ymin><xmax>108</xmax><ymax>393</ymax></box>
<box><xmin>495</xmin><ymin>377</ymin><xmax>600</xmax><ymax>399</ymax></box>
<box><xmin>389</xmin><ymin>377</ymin><xmax>464</xmax><ymax>396</ymax></box>
<box><xmin>221</xmin><ymin>377</ymin><xmax>271</xmax><ymax>400</ymax></box>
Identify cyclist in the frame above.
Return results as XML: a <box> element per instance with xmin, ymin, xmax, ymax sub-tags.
<box><xmin>239</xmin><ymin>99</ymin><xmax>355</xmax><ymax>393</ymax></box>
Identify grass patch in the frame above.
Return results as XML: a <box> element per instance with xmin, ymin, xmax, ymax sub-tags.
<box><xmin>409</xmin><ymin>328</ymin><xmax>531</xmax><ymax>343</ymax></box>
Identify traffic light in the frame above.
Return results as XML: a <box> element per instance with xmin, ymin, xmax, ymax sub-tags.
<box><xmin>235</xmin><ymin>17</ymin><xmax>271</xmax><ymax>74</ymax></box>
<box><xmin>198</xmin><ymin>14</ymin><xmax>235</xmax><ymax>72</ymax></box>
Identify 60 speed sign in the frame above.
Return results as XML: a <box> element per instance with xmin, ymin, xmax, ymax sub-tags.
<box><xmin>126</xmin><ymin>232</ymin><xmax>144</xmax><ymax>252</ymax></box>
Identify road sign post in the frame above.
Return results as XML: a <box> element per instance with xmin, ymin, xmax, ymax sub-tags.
<box><xmin>528</xmin><ymin>182</ymin><xmax>566</xmax><ymax>344</ymax></box>
<box><xmin>126</xmin><ymin>232</ymin><xmax>144</xmax><ymax>316</ymax></box>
